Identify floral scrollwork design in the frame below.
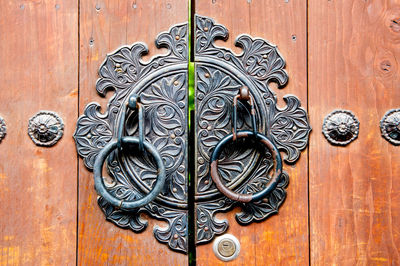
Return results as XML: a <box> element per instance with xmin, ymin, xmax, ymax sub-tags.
<box><xmin>267</xmin><ymin>96</ymin><xmax>311</xmax><ymax>163</ymax></box>
<box><xmin>74</xmin><ymin>15</ymin><xmax>312</xmax><ymax>253</ymax></box>
<box><xmin>74</xmin><ymin>103</ymin><xmax>113</xmax><ymax>169</ymax></box>
<box><xmin>194</xmin><ymin>14</ymin><xmax>311</xmax><ymax>245</ymax></box>
<box><xmin>74</xmin><ymin>22</ymin><xmax>189</xmax><ymax>253</ymax></box>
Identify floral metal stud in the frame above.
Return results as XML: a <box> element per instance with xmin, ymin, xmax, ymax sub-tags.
<box><xmin>28</xmin><ymin>111</ymin><xmax>64</xmax><ymax>146</ymax></box>
<box><xmin>0</xmin><ymin>116</ymin><xmax>6</xmax><ymax>143</ymax></box>
<box><xmin>380</xmin><ymin>108</ymin><xmax>400</xmax><ymax>145</ymax></box>
<box><xmin>322</xmin><ymin>110</ymin><xmax>359</xmax><ymax>146</ymax></box>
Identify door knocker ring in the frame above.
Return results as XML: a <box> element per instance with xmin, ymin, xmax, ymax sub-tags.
<box><xmin>210</xmin><ymin>87</ymin><xmax>283</xmax><ymax>203</ymax></box>
<box><xmin>93</xmin><ymin>94</ymin><xmax>166</xmax><ymax>210</ymax></box>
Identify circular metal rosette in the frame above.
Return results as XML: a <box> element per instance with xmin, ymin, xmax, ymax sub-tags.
<box><xmin>0</xmin><ymin>116</ymin><xmax>6</xmax><ymax>143</ymax></box>
<box><xmin>28</xmin><ymin>111</ymin><xmax>64</xmax><ymax>146</ymax></box>
<box><xmin>322</xmin><ymin>110</ymin><xmax>359</xmax><ymax>146</ymax></box>
<box><xmin>380</xmin><ymin>108</ymin><xmax>400</xmax><ymax>145</ymax></box>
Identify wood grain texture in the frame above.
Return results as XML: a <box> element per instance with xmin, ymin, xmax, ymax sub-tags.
<box><xmin>78</xmin><ymin>0</ymin><xmax>188</xmax><ymax>264</ymax></box>
<box><xmin>309</xmin><ymin>0</ymin><xmax>400</xmax><ymax>265</ymax></box>
<box><xmin>195</xmin><ymin>0</ymin><xmax>309</xmax><ymax>265</ymax></box>
<box><xmin>0</xmin><ymin>1</ymin><xmax>78</xmax><ymax>265</ymax></box>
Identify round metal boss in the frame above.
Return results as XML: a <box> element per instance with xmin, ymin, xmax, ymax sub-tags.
<box><xmin>322</xmin><ymin>110</ymin><xmax>359</xmax><ymax>146</ymax></box>
<box><xmin>380</xmin><ymin>108</ymin><xmax>400</xmax><ymax>145</ymax></box>
<box><xmin>28</xmin><ymin>111</ymin><xmax>64</xmax><ymax>146</ymax></box>
<box><xmin>0</xmin><ymin>116</ymin><xmax>6</xmax><ymax>143</ymax></box>
<box><xmin>213</xmin><ymin>234</ymin><xmax>240</xmax><ymax>261</ymax></box>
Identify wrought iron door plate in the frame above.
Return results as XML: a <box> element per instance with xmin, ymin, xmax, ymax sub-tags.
<box><xmin>194</xmin><ymin>15</ymin><xmax>311</xmax><ymax>244</ymax></box>
<box><xmin>74</xmin><ymin>15</ymin><xmax>311</xmax><ymax>254</ymax></box>
<box><xmin>74</xmin><ymin>23</ymin><xmax>189</xmax><ymax>253</ymax></box>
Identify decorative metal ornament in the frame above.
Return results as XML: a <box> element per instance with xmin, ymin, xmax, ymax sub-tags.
<box><xmin>194</xmin><ymin>15</ymin><xmax>311</xmax><ymax>244</ymax></box>
<box><xmin>380</xmin><ymin>108</ymin><xmax>400</xmax><ymax>145</ymax></box>
<box><xmin>74</xmin><ymin>15</ymin><xmax>312</xmax><ymax>254</ymax></box>
<box><xmin>0</xmin><ymin>116</ymin><xmax>6</xmax><ymax>142</ymax></box>
<box><xmin>322</xmin><ymin>110</ymin><xmax>359</xmax><ymax>146</ymax></box>
<box><xmin>74</xmin><ymin>22</ymin><xmax>189</xmax><ymax>253</ymax></box>
<box><xmin>28</xmin><ymin>111</ymin><xmax>64</xmax><ymax>146</ymax></box>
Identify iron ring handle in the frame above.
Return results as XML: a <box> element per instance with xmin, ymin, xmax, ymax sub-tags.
<box><xmin>93</xmin><ymin>136</ymin><xmax>166</xmax><ymax>210</ymax></box>
<box><xmin>210</xmin><ymin>130</ymin><xmax>282</xmax><ymax>203</ymax></box>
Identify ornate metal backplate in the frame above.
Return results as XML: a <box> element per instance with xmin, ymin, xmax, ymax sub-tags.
<box><xmin>194</xmin><ymin>15</ymin><xmax>311</xmax><ymax>244</ymax></box>
<box><xmin>0</xmin><ymin>116</ymin><xmax>6</xmax><ymax>143</ymax></box>
<box><xmin>380</xmin><ymin>108</ymin><xmax>400</xmax><ymax>145</ymax></box>
<box><xmin>28</xmin><ymin>111</ymin><xmax>64</xmax><ymax>146</ymax></box>
<box><xmin>74</xmin><ymin>15</ymin><xmax>312</xmax><ymax>254</ymax></box>
<box><xmin>322</xmin><ymin>110</ymin><xmax>359</xmax><ymax>146</ymax></box>
<box><xmin>74</xmin><ymin>23</ymin><xmax>189</xmax><ymax>253</ymax></box>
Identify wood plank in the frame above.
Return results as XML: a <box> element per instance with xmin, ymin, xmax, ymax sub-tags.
<box><xmin>195</xmin><ymin>0</ymin><xmax>309</xmax><ymax>265</ymax></box>
<box><xmin>309</xmin><ymin>1</ymin><xmax>400</xmax><ymax>264</ymax></box>
<box><xmin>0</xmin><ymin>1</ymin><xmax>78</xmax><ymax>265</ymax></box>
<box><xmin>78</xmin><ymin>0</ymin><xmax>188</xmax><ymax>264</ymax></box>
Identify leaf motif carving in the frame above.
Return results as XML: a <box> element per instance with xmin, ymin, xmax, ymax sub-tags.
<box><xmin>235</xmin><ymin>172</ymin><xmax>289</xmax><ymax>224</ymax></box>
<box><xmin>96</xmin><ymin>23</ymin><xmax>188</xmax><ymax>96</ymax></box>
<box><xmin>152</xmin><ymin>206</ymin><xmax>187</xmax><ymax>253</ymax></box>
<box><xmin>123</xmin><ymin>74</ymin><xmax>187</xmax><ymax>202</ymax></box>
<box><xmin>268</xmin><ymin>96</ymin><xmax>311</xmax><ymax>163</ymax></box>
<box><xmin>195</xmin><ymin>16</ymin><xmax>228</xmax><ymax>53</ymax></box>
<box><xmin>73</xmin><ymin>103</ymin><xmax>112</xmax><ymax>169</ymax></box>
<box><xmin>75</xmin><ymin>22</ymin><xmax>189</xmax><ymax>253</ymax></box>
<box><xmin>236</xmin><ymin>35</ymin><xmax>288</xmax><ymax>86</ymax></box>
<box><xmin>194</xmin><ymin>15</ymin><xmax>310</xmax><ymax>246</ymax></box>
<box><xmin>98</xmin><ymin>197</ymin><xmax>148</xmax><ymax>232</ymax></box>
<box><xmin>196</xmin><ymin>200</ymin><xmax>231</xmax><ymax>243</ymax></box>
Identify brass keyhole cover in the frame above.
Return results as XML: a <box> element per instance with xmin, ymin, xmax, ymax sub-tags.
<box><xmin>218</xmin><ymin>240</ymin><xmax>236</xmax><ymax>257</ymax></box>
<box><xmin>213</xmin><ymin>234</ymin><xmax>240</xmax><ymax>261</ymax></box>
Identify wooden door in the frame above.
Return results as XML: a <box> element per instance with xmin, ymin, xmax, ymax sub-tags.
<box><xmin>193</xmin><ymin>1</ymin><xmax>309</xmax><ymax>265</ymax></box>
<box><xmin>193</xmin><ymin>1</ymin><xmax>400</xmax><ymax>265</ymax></box>
<box><xmin>0</xmin><ymin>1</ymin><xmax>78</xmax><ymax>265</ymax></box>
<box><xmin>0</xmin><ymin>0</ymin><xmax>188</xmax><ymax>265</ymax></box>
<box><xmin>308</xmin><ymin>1</ymin><xmax>400</xmax><ymax>264</ymax></box>
<box><xmin>77</xmin><ymin>0</ymin><xmax>188</xmax><ymax>265</ymax></box>
<box><xmin>0</xmin><ymin>0</ymin><xmax>399</xmax><ymax>265</ymax></box>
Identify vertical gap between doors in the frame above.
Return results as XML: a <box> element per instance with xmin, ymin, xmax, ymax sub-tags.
<box><xmin>76</xmin><ymin>0</ymin><xmax>80</xmax><ymax>265</ymax></box>
<box><xmin>306</xmin><ymin>0</ymin><xmax>311</xmax><ymax>265</ymax></box>
<box><xmin>188</xmin><ymin>0</ymin><xmax>196</xmax><ymax>265</ymax></box>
